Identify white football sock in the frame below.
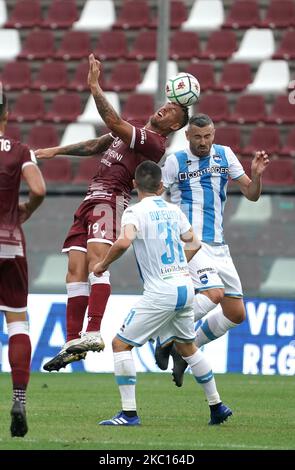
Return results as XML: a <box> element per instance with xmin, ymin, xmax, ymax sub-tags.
<box><xmin>195</xmin><ymin>308</ymin><xmax>238</xmax><ymax>347</ymax></box>
<box><xmin>193</xmin><ymin>294</ymin><xmax>217</xmax><ymax>321</ymax></box>
<box><xmin>114</xmin><ymin>351</ymin><xmax>136</xmax><ymax>411</ymax></box>
<box><xmin>184</xmin><ymin>350</ymin><xmax>220</xmax><ymax>405</ymax></box>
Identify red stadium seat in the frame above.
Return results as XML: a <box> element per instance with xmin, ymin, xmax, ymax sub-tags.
<box><xmin>5</xmin><ymin>0</ymin><xmax>42</xmax><ymax>28</ymax></box>
<box><xmin>216</xmin><ymin>63</ymin><xmax>252</xmax><ymax>91</ymax></box>
<box><xmin>185</xmin><ymin>63</ymin><xmax>215</xmax><ymax>91</ymax></box>
<box><xmin>26</xmin><ymin>125</ymin><xmax>59</xmax><ymax>150</ymax></box>
<box><xmin>18</xmin><ymin>30</ymin><xmax>55</xmax><ymax>59</ymax></box>
<box><xmin>261</xmin><ymin>0</ymin><xmax>295</xmax><ymax>28</ymax></box>
<box><xmin>273</xmin><ymin>31</ymin><xmax>295</xmax><ymax>60</ymax></box>
<box><xmin>5</xmin><ymin>124</ymin><xmax>21</xmax><ymax>142</ymax></box>
<box><xmin>122</xmin><ymin>94</ymin><xmax>154</xmax><ymax>125</ymax></box>
<box><xmin>267</xmin><ymin>95</ymin><xmax>295</xmax><ymax>124</ymax></box>
<box><xmin>72</xmin><ymin>158</ymin><xmax>99</xmax><ymax>184</ymax></box>
<box><xmin>69</xmin><ymin>61</ymin><xmax>106</xmax><ymax>91</ymax></box>
<box><xmin>128</xmin><ymin>30</ymin><xmax>157</xmax><ymax>60</ymax></box>
<box><xmin>94</xmin><ymin>31</ymin><xmax>128</xmax><ymax>60</ymax></box>
<box><xmin>32</xmin><ymin>62</ymin><xmax>68</xmax><ymax>91</ymax></box>
<box><xmin>41</xmin><ymin>158</ymin><xmax>72</xmax><ymax>183</ymax></box>
<box><xmin>1</xmin><ymin>61</ymin><xmax>31</xmax><ymax>91</ymax></box>
<box><xmin>214</xmin><ymin>127</ymin><xmax>242</xmax><ymax>154</ymax></box>
<box><xmin>107</xmin><ymin>63</ymin><xmax>141</xmax><ymax>92</ymax></box>
<box><xmin>169</xmin><ymin>31</ymin><xmax>200</xmax><ymax>60</ymax></box>
<box><xmin>198</xmin><ymin>94</ymin><xmax>229</xmax><ymax>122</ymax></box>
<box><xmin>150</xmin><ymin>1</ymin><xmax>187</xmax><ymax>28</ymax></box>
<box><xmin>280</xmin><ymin>129</ymin><xmax>295</xmax><ymax>157</ymax></box>
<box><xmin>56</xmin><ymin>31</ymin><xmax>91</xmax><ymax>60</ymax></box>
<box><xmin>113</xmin><ymin>0</ymin><xmax>151</xmax><ymax>29</ymax></box>
<box><xmin>262</xmin><ymin>160</ymin><xmax>295</xmax><ymax>186</ymax></box>
<box><xmin>230</xmin><ymin>95</ymin><xmax>267</xmax><ymax>124</ymax></box>
<box><xmin>45</xmin><ymin>93</ymin><xmax>82</xmax><ymax>122</ymax></box>
<box><xmin>223</xmin><ymin>0</ymin><xmax>261</xmax><ymax>28</ymax></box>
<box><xmin>243</xmin><ymin>127</ymin><xmax>281</xmax><ymax>156</ymax></box>
<box><xmin>201</xmin><ymin>31</ymin><xmax>237</xmax><ymax>60</ymax></box>
<box><xmin>239</xmin><ymin>157</ymin><xmax>252</xmax><ymax>177</ymax></box>
<box><xmin>43</xmin><ymin>0</ymin><xmax>78</xmax><ymax>29</ymax></box>
<box><xmin>9</xmin><ymin>92</ymin><xmax>45</xmax><ymax>122</ymax></box>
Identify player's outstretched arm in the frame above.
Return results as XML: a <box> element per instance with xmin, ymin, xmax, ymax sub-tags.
<box><xmin>181</xmin><ymin>228</ymin><xmax>202</xmax><ymax>263</ymax></box>
<box><xmin>236</xmin><ymin>150</ymin><xmax>270</xmax><ymax>201</ymax></box>
<box><xmin>19</xmin><ymin>164</ymin><xmax>46</xmax><ymax>223</ymax></box>
<box><xmin>88</xmin><ymin>53</ymin><xmax>133</xmax><ymax>145</ymax></box>
<box><xmin>35</xmin><ymin>134</ymin><xmax>113</xmax><ymax>159</ymax></box>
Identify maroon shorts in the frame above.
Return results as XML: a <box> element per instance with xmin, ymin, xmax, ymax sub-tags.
<box><xmin>62</xmin><ymin>198</ymin><xmax>124</xmax><ymax>253</ymax></box>
<box><xmin>0</xmin><ymin>256</ymin><xmax>28</xmax><ymax>311</ymax></box>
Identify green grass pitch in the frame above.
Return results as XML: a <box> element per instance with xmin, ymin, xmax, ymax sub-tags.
<box><xmin>0</xmin><ymin>372</ymin><xmax>294</xmax><ymax>450</ymax></box>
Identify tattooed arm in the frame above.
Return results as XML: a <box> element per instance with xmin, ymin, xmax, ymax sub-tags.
<box><xmin>35</xmin><ymin>133</ymin><xmax>113</xmax><ymax>160</ymax></box>
<box><xmin>88</xmin><ymin>54</ymin><xmax>133</xmax><ymax>145</ymax></box>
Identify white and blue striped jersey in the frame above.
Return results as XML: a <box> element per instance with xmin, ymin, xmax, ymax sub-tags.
<box><xmin>121</xmin><ymin>196</ymin><xmax>192</xmax><ymax>296</ymax></box>
<box><xmin>162</xmin><ymin>144</ymin><xmax>244</xmax><ymax>244</ymax></box>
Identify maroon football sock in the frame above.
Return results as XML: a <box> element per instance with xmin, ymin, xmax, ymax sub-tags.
<box><xmin>9</xmin><ymin>334</ymin><xmax>31</xmax><ymax>390</ymax></box>
<box><xmin>66</xmin><ymin>295</ymin><xmax>89</xmax><ymax>342</ymax></box>
<box><xmin>87</xmin><ymin>284</ymin><xmax>111</xmax><ymax>332</ymax></box>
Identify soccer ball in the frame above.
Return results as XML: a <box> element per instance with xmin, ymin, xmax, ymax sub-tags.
<box><xmin>166</xmin><ymin>73</ymin><xmax>200</xmax><ymax>107</ymax></box>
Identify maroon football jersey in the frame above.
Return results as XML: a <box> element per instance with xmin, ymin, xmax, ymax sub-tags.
<box><xmin>0</xmin><ymin>134</ymin><xmax>35</xmax><ymax>257</ymax></box>
<box><xmin>84</xmin><ymin>126</ymin><xmax>167</xmax><ymax>206</ymax></box>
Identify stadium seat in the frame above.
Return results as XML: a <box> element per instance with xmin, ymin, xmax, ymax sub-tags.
<box><xmin>113</xmin><ymin>0</ymin><xmax>151</xmax><ymax>29</ymax></box>
<box><xmin>31</xmin><ymin>254</ymin><xmax>68</xmax><ymax>292</ymax></box>
<box><xmin>216</xmin><ymin>63</ymin><xmax>252</xmax><ymax>91</ymax></box>
<box><xmin>273</xmin><ymin>31</ymin><xmax>295</xmax><ymax>60</ymax></box>
<box><xmin>169</xmin><ymin>31</ymin><xmax>200</xmax><ymax>60</ymax></box>
<box><xmin>267</xmin><ymin>95</ymin><xmax>295</xmax><ymax>124</ymax></box>
<box><xmin>42</xmin><ymin>0</ymin><xmax>79</xmax><ymax>29</ymax></box>
<box><xmin>223</xmin><ymin>0</ymin><xmax>261</xmax><ymax>29</ymax></box>
<box><xmin>201</xmin><ymin>30</ymin><xmax>237</xmax><ymax>59</ymax></box>
<box><xmin>60</xmin><ymin>124</ymin><xmax>96</xmax><ymax>148</ymax></box>
<box><xmin>263</xmin><ymin>160</ymin><xmax>295</xmax><ymax>186</ymax></box>
<box><xmin>136</xmin><ymin>61</ymin><xmax>178</xmax><ymax>94</ymax></box>
<box><xmin>56</xmin><ymin>31</ymin><xmax>91</xmax><ymax>60</ymax></box>
<box><xmin>18</xmin><ymin>30</ymin><xmax>55</xmax><ymax>59</ymax></box>
<box><xmin>78</xmin><ymin>93</ymin><xmax>120</xmax><ymax>125</ymax></box>
<box><xmin>73</xmin><ymin>0</ymin><xmax>115</xmax><ymax>31</ymax></box>
<box><xmin>243</xmin><ymin>127</ymin><xmax>281</xmax><ymax>155</ymax></box>
<box><xmin>9</xmin><ymin>92</ymin><xmax>45</xmax><ymax>122</ymax></box>
<box><xmin>230</xmin><ymin>95</ymin><xmax>267</xmax><ymax>124</ymax></box>
<box><xmin>198</xmin><ymin>94</ymin><xmax>229</xmax><ymax>122</ymax></box>
<box><xmin>41</xmin><ymin>158</ymin><xmax>72</xmax><ymax>183</ymax></box>
<box><xmin>26</xmin><ymin>125</ymin><xmax>59</xmax><ymax>150</ymax></box>
<box><xmin>94</xmin><ymin>30</ymin><xmax>128</xmax><ymax>60</ymax></box>
<box><xmin>259</xmin><ymin>258</ymin><xmax>295</xmax><ymax>296</ymax></box>
<box><xmin>68</xmin><ymin>61</ymin><xmax>106</xmax><ymax>91</ymax></box>
<box><xmin>107</xmin><ymin>63</ymin><xmax>141</xmax><ymax>92</ymax></box>
<box><xmin>260</xmin><ymin>0</ymin><xmax>295</xmax><ymax>28</ymax></box>
<box><xmin>185</xmin><ymin>63</ymin><xmax>215</xmax><ymax>91</ymax></box>
<box><xmin>1</xmin><ymin>61</ymin><xmax>31</xmax><ymax>91</ymax></box>
<box><xmin>122</xmin><ymin>94</ymin><xmax>154</xmax><ymax>125</ymax></box>
<box><xmin>232</xmin><ymin>28</ymin><xmax>275</xmax><ymax>62</ymax></box>
<box><xmin>0</xmin><ymin>29</ymin><xmax>21</xmax><ymax>61</ymax></box>
<box><xmin>5</xmin><ymin>124</ymin><xmax>21</xmax><ymax>142</ymax></box>
<box><xmin>247</xmin><ymin>60</ymin><xmax>290</xmax><ymax>94</ymax></box>
<box><xmin>72</xmin><ymin>157</ymin><xmax>99</xmax><ymax>184</ymax></box>
<box><xmin>45</xmin><ymin>93</ymin><xmax>82</xmax><ymax>123</ymax></box>
<box><xmin>182</xmin><ymin>0</ymin><xmax>224</xmax><ymax>31</ymax></box>
<box><xmin>214</xmin><ymin>127</ymin><xmax>241</xmax><ymax>154</ymax></box>
<box><xmin>128</xmin><ymin>30</ymin><xmax>157</xmax><ymax>60</ymax></box>
<box><xmin>0</xmin><ymin>0</ymin><xmax>7</xmax><ymax>27</ymax></box>
<box><xmin>230</xmin><ymin>195</ymin><xmax>272</xmax><ymax>224</ymax></box>
<box><xmin>150</xmin><ymin>1</ymin><xmax>187</xmax><ymax>29</ymax></box>
<box><xmin>32</xmin><ymin>62</ymin><xmax>68</xmax><ymax>91</ymax></box>
<box><xmin>234</xmin><ymin>255</ymin><xmax>262</xmax><ymax>293</ymax></box>
<box><xmin>5</xmin><ymin>0</ymin><xmax>42</xmax><ymax>28</ymax></box>
<box><xmin>280</xmin><ymin>129</ymin><xmax>295</xmax><ymax>157</ymax></box>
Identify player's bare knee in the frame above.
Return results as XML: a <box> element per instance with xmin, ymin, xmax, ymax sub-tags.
<box><xmin>206</xmin><ymin>288</ymin><xmax>224</xmax><ymax>304</ymax></box>
<box><xmin>112</xmin><ymin>337</ymin><xmax>131</xmax><ymax>353</ymax></box>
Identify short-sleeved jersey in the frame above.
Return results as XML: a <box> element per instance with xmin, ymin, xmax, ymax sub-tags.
<box><xmin>121</xmin><ymin>196</ymin><xmax>192</xmax><ymax>294</ymax></box>
<box><xmin>162</xmin><ymin>144</ymin><xmax>244</xmax><ymax>244</ymax></box>
<box><xmin>0</xmin><ymin>134</ymin><xmax>36</xmax><ymax>257</ymax></box>
<box><xmin>84</xmin><ymin>126</ymin><xmax>166</xmax><ymax>207</ymax></box>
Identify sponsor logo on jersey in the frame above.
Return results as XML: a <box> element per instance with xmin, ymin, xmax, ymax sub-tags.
<box><xmin>140</xmin><ymin>129</ymin><xmax>147</xmax><ymax>145</ymax></box>
<box><xmin>179</xmin><ymin>166</ymin><xmax>229</xmax><ymax>181</ymax></box>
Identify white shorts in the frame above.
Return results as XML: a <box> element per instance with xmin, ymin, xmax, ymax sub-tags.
<box><xmin>117</xmin><ymin>285</ymin><xmax>196</xmax><ymax>347</ymax></box>
<box><xmin>189</xmin><ymin>243</ymin><xmax>243</xmax><ymax>298</ymax></box>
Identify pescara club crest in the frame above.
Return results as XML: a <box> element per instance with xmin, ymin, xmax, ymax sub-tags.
<box><xmin>200</xmin><ymin>274</ymin><xmax>209</xmax><ymax>285</ymax></box>
<box><xmin>213</xmin><ymin>154</ymin><xmax>222</xmax><ymax>162</ymax></box>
